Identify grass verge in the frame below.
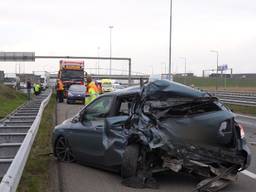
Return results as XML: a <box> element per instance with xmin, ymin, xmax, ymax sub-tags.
<box><xmin>226</xmin><ymin>104</ymin><xmax>256</xmax><ymax>116</ymax></box>
<box><xmin>0</xmin><ymin>84</ymin><xmax>26</xmax><ymax>119</ymax></box>
<box><xmin>17</xmin><ymin>95</ymin><xmax>56</xmax><ymax>192</ymax></box>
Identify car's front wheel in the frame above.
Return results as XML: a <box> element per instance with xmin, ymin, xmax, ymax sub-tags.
<box><xmin>55</xmin><ymin>136</ymin><xmax>75</xmax><ymax>162</ymax></box>
<box><xmin>121</xmin><ymin>144</ymin><xmax>140</xmax><ymax>178</ymax></box>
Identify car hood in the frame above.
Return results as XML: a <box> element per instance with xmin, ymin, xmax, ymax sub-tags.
<box><xmin>54</xmin><ymin>118</ymin><xmax>73</xmax><ymax>131</ymax></box>
<box><xmin>69</xmin><ymin>91</ymin><xmax>85</xmax><ymax>95</ymax></box>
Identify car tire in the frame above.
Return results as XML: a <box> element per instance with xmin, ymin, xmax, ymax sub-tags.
<box><xmin>67</xmin><ymin>100</ymin><xmax>70</xmax><ymax>104</ymax></box>
<box><xmin>121</xmin><ymin>144</ymin><xmax>140</xmax><ymax>178</ymax></box>
<box><xmin>54</xmin><ymin>136</ymin><xmax>75</xmax><ymax>162</ymax></box>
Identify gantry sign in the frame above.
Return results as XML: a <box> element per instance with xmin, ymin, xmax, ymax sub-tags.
<box><xmin>0</xmin><ymin>52</ymin><xmax>132</xmax><ymax>85</ymax></box>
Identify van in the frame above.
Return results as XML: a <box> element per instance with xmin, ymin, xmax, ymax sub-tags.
<box><xmin>101</xmin><ymin>79</ymin><xmax>113</xmax><ymax>93</ymax></box>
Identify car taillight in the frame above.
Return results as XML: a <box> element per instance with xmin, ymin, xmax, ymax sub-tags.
<box><xmin>239</xmin><ymin>124</ymin><xmax>245</xmax><ymax>139</ymax></box>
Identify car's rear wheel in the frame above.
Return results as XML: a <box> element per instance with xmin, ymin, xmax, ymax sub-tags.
<box><xmin>55</xmin><ymin>136</ymin><xmax>75</xmax><ymax>162</ymax></box>
<box><xmin>121</xmin><ymin>144</ymin><xmax>140</xmax><ymax>178</ymax></box>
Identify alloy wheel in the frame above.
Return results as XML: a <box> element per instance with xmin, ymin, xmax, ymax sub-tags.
<box><xmin>55</xmin><ymin>136</ymin><xmax>75</xmax><ymax>162</ymax></box>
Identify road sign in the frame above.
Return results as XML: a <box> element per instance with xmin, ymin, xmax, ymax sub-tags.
<box><xmin>218</xmin><ymin>64</ymin><xmax>228</xmax><ymax>71</ymax></box>
<box><xmin>0</xmin><ymin>52</ymin><xmax>35</xmax><ymax>61</ymax></box>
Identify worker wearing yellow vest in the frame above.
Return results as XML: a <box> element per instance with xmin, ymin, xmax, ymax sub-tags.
<box><xmin>85</xmin><ymin>75</ymin><xmax>99</xmax><ymax>105</ymax></box>
<box><xmin>34</xmin><ymin>83</ymin><xmax>41</xmax><ymax>96</ymax></box>
<box><xmin>57</xmin><ymin>79</ymin><xmax>64</xmax><ymax>103</ymax></box>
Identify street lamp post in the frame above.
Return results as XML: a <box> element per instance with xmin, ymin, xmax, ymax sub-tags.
<box><xmin>109</xmin><ymin>25</ymin><xmax>114</xmax><ymax>75</ymax></box>
<box><xmin>97</xmin><ymin>46</ymin><xmax>100</xmax><ymax>75</ymax></box>
<box><xmin>179</xmin><ymin>57</ymin><xmax>187</xmax><ymax>84</ymax></box>
<box><xmin>169</xmin><ymin>0</ymin><xmax>172</xmax><ymax>76</ymax></box>
<box><xmin>210</xmin><ymin>50</ymin><xmax>219</xmax><ymax>90</ymax></box>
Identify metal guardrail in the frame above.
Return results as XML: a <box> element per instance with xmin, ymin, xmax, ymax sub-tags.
<box><xmin>210</xmin><ymin>91</ymin><xmax>256</xmax><ymax>97</ymax></box>
<box><xmin>0</xmin><ymin>90</ymin><xmax>52</xmax><ymax>192</ymax></box>
<box><xmin>209</xmin><ymin>91</ymin><xmax>256</xmax><ymax>107</ymax></box>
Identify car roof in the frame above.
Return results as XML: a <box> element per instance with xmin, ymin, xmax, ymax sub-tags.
<box><xmin>104</xmin><ymin>86</ymin><xmax>140</xmax><ymax>97</ymax></box>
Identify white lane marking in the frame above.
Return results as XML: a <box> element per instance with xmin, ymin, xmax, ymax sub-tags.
<box><xmin>241</xmin><ymin>170</ymin><xmax>256</xmax><ymax>180</ymax></box>
<box><xmin>236</xmin><ymin>114</ymin><xmax>256</xmax><ymax>120</ymax></box>
<box><xmin>236</xmin><ymin>120</ymin><xmax>255</xmax><ymax>128</ymax></box>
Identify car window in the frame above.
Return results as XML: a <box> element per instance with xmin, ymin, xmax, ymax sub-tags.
<box><xmin>117</xmin><ymin>96</ymin><xmax>135</xmax><ymax>116</ymax></box>
<box><xmin>69</xmin><ymin>85</ymin><xmax>86</xmax><ymax>92</ymax></box>
<box><xmin>83</xmin><ymin>96</ymin><xmax>113</xmax><ymax>121</ymax></box>
<box><xmin>119</xmin><ymin>102</ymin><xmax>129</xmax><ymax>115</ymax></box>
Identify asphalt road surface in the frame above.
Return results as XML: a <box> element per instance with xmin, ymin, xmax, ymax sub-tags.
<box><xmin>56</xmin><ymin>102</ymin><xmax>256</xmax><ymax>192</ymax></box>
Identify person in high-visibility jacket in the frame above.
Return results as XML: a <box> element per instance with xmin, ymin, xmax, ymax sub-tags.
<box><xmin>34</xmin><ymin>83</ymin><xmax>41</xmax><ymax>96</ymax></box>
<box><xmin>85</xmin><ymin>75</ymin><xmax>99</xmax><ymax>105</ymax></box>
<box><xmin>57</xmin><ymin>79</ymin><xmax>64</xmax><ymax>103</ymax></box>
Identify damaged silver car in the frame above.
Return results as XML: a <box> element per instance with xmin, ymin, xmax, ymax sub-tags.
<box><xmin>53</xmin><ymin>80</ymin><xmax>251</xmax><ymax>191</ymax></box>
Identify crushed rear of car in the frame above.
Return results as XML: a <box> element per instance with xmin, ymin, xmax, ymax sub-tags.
<box><xmin>121</xmin><ymin>80</ymin><xmax>251</xmax><ymax>191</ymax></box>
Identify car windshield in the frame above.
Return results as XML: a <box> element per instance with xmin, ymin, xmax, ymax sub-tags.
<box><xmin>102</xmin><ymin>83</ymin><xmax>112</xmax><ymax>87</ymax></box>
<box><xmin>61</xmin><ymin>70</ymin><xmax>84</xmax><ymax>81</ymax></box>
<box><xmin>69</xmin><ymin>85</ymin><xmax>86</xmax><ymax>92</ymax></box>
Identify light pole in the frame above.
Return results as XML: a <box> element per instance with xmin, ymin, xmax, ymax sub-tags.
<box><xmin>179</xmin><ymin>57</ymin><xmax>187</xmax><ymax>84</ymax></box>
<box><xmin>161</xmin><ymin>62</ymin><xmax>167</xmax><ymax>74</ymax></box>
<box><xmin>97</xmin><ymin>46</ymin><xmax>100</xmax><ymax>75</ymax></box>
<box><xmin>169</xmin><ymin>0</ymin><xmax>172</xmax><ymax>76</ymax></box>
<box><xmin>109</xmin><ymin>25</ymin><xmax>114</xmax><ymax>75</ymax></box>
<box><xmin>210</xmin><ymin>50</ymin><xmax>219</xmax><ymax>90</ymax></box>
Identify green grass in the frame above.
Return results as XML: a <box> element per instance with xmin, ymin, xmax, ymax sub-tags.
<box><xmin>226</xmin><ymin>104</ymin><xmax>256</xmax><ymax>116</ymax></box>
<box><xmin>17</xmin><ymin>95</ymin><xmax>56</xmax><ymax>192</ymax></box>
<box><xmin>0</xmin><ymin>84</ymin><xmax>26</xmax><ymax>119</ymax></box>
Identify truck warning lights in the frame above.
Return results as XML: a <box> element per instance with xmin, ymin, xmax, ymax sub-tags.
<box><xmin>59</xmin><ymin>60</ymin><xmax>84</xmax><ymax>70</ymax></box>
<box><xmin>62</xmin><ymin>65</ymin><xmax>82</xmax><ymax>70</ymax></box>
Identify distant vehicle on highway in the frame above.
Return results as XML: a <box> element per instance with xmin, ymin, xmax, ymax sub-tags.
<box><xmin>52</xmin><ymin>80</ymin><xmax>250</xmax><ymax>190</ymax></box>
<box><xmin>101</xmin><ymin>79</ymin><xmax>113</xmax><ymax>93</ymax></box>
<box><xmin>33</xmin><ymin>71</ymin><xmax>50</xmax><ymax>90</ymax></box>
<box><xmin>40</xmin><ymin>74</ymin><xmax>50</xmax><ymax>90</ymax></box>
<box><xmin>58</xmin><ymin>60</ymin><xmax>85</xmax><ymax>97</ymax></box>
<box><xmin>149</xmin><ymin>73</ymin><xmax>173</xmax><ymax>81</ymax></box>
<box><xmin>112</xmin><ymin>83</ymin><xmax>125</xmax><ymax>91</ymax></box>
<box><xmin>3</xmin><ymin>74</ymin><xmax>20</xmax><ymax>89</ymax></box>
<box><xmin>67</xmin><ymin>84</ymin><xmax>86</xmax><ymax>104</ymax></box>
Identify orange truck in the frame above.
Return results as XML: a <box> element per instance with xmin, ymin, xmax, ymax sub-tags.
<box><xmin>58</xmin><ymin>60</ymin><xmax>85</xmax><ymax>97</ymax></box>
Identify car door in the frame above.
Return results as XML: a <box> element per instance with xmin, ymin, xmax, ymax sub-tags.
<box><xmin>68</xmin><ymin>95</ymin><xmax>113</xmax><ymax>165</ymax></box>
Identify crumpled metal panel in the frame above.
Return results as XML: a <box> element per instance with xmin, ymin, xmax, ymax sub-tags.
<box><xmin>127</xmin><ymin>80</ymin><xmax>243</xmax><ymax>164</ymax></box>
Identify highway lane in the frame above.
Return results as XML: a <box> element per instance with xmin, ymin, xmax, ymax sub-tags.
<box><xmin>55</xmin><ymin>103</ymin><xmax>256</xmax><ymax>192</ymax></box>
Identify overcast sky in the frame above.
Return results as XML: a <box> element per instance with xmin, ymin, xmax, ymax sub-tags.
<box><xmin>0</xmin><ymin>0</ymin><xmax>256</xmax><ymax>76</ymax></box>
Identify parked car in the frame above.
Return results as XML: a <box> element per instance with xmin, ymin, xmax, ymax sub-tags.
<box><xmin>66</xmin><ymin>84</ymin><xmax>86</xmax><ymax>104</ymax></box>
<box><xmin>53</xmin><ymin>80</ymin><xmax>251</xmax><ymax>191</ymax></box>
